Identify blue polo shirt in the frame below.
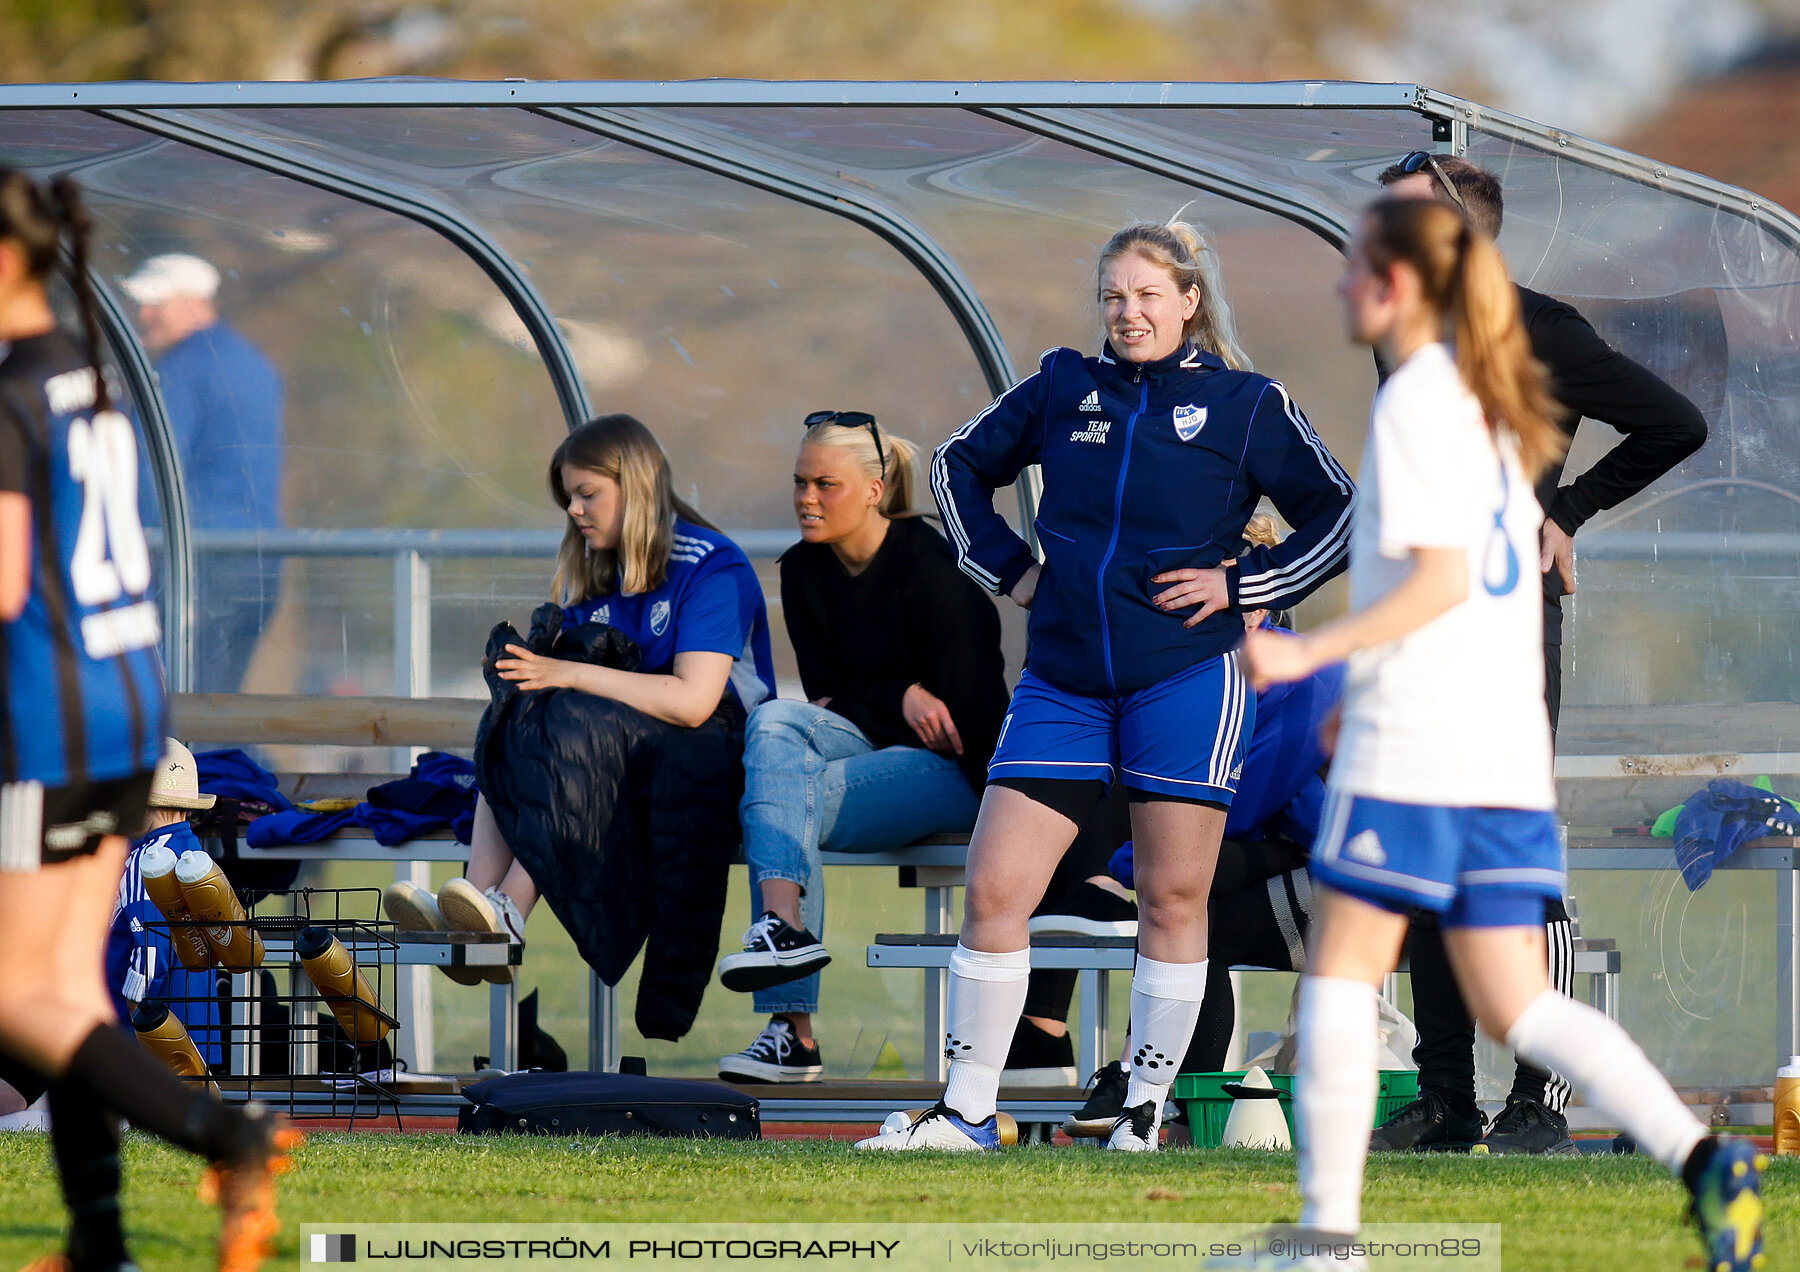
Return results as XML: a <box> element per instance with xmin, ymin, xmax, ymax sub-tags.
<box><xmin>155</xmin><ymin>321</ymin><xmax>284</xmax><ymax>531</ymax></box>
<box><xmin>563</xmin><ymin>519</ymin><xmax>775</xmax><ymax>712</ymax></box>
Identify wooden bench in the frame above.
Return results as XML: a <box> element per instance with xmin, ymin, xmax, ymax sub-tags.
<box><xmin>168</xmin><ymin>691</ymin><xmax>972</xmax><ymax>1081</ymax></box>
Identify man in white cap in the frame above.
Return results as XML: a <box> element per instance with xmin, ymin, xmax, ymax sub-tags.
<box><xmin>121</xmin><ymin>253</ymin><xmax>285</xmax><ymax>691</ymax></box>
<box><xmin>106</xmin><ymin>738</ymin><xmax>223</xmax><ymax>1064</ymax></box>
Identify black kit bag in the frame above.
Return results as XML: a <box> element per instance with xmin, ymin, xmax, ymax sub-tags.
<box><xmin>458</xmin><ymin>1071</ymin><xmax>760</xmax><ymax>1140</ymax></box>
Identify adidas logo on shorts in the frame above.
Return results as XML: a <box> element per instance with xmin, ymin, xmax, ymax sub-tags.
<box><xmin>1078</xmin><ymin>391</ymin><xmax>1102</xmax><ymax>412</ymax></box>
<box><xmin>1344</xmin><ymin>829</ymin><xmax>1387</xmax><ymax>866</ymax></box>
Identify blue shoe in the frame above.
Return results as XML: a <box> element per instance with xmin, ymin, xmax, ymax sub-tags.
<box><xmin>854</xmin><ymin>1101</ymin><xmax>1016</xmax><ymax>1151</ymax></box>
<box><xmin>1687</xmin><ymin>1136</ymin><xmax>1767</xmax><ymax>1272</ymax></box>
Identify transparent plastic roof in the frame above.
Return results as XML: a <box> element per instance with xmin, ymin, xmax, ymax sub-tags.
<box><xmin>0</xmin><ymin>80</ymin><xmax>1790</xmax><ymax>706</ymax></box>
<box><xmin>3</xmin><ymin>79</ymin><xmax>1795</xmax><ymax>1083</ymax></box>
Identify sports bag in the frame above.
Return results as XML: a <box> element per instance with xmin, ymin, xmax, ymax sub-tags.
<box><xmin>458</xmin><ymin>1071</ymin><xmax>760</xmax><ymax>1140</ymax></box>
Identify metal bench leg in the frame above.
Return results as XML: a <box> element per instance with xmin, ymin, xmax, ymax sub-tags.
<box><xmin>589</xmin><ymin>968</ymin><xmax>618</xmax><ymax>1072</ymax></box>
<box><xmin>393</xmin><ymin>860</ymin><xmax>435</xmax><ymax>1074</ymax></box>
<box><xmin>1781</xmin><ymin>861</ymin><xmax>1798</xmax><ymax>1059</ymax></box>
<box><xmin>489</xmin><ymin>979</ymin><xmax>517</xmax><ymax>1071</ymax></box>
<box><xmin>1078</xmin><ymin>969</ymin><xmax>1100</xmax><ymax>1080</ymax></box>
<box><xmin>230</xmin><ymin>971</ymin><xmax>255</xmax><ymax>1078</ymax></box>
<box><xmin>924</xmin><ymin>884</ymin><xmax>951</xmax><ymax>1082</ymax></box>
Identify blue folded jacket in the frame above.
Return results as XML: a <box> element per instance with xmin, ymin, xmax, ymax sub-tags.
<box><xmin>1673</xmin><ymin>778</ymin><xmax>1800</xmax><ymax>891</ymax></box>
<box><xmin>242</xmin><ymin>752</ymin><xmax>477</xmax><ymax>849</ymax></box>
<box><xmin>195</xmin><ymin>748</ymin><xmax>294</xmax><ymax>812</ymax></box>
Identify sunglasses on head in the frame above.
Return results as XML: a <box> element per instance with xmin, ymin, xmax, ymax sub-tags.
<box><xmin>803</xmin><ymin>409</ymin><xmax>885</xmax><ymax>473</ymax></box>
<box><xmin>1397</xmin><ymin>151</ymin><xmax>1469</xmax><ymax>215</ymax></box>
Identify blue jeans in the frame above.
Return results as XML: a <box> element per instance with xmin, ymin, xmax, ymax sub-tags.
<box><xmin>738</xmin><ymin>698</ymin><xmax>981</xmax><ymax>1014</ymax></box>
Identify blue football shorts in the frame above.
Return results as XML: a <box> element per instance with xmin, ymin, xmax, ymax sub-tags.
<box><xmin>986</xmin><ymin>653</ymin><xmax>1255</xmax><ymax>804</ymax></box>
<box><xmin>1310</xmin><ymin>789</ymin><xmax>1566</xmax><ymax>928</ymax></box>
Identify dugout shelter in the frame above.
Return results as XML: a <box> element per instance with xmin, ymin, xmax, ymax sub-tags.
<box><xmin>1</xmin><ymin>80</ymin><xmax>1795</xmax><ymax>1097</ymax></box>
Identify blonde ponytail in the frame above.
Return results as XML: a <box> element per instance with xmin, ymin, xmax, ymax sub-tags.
<box><xmin>1099</xmin><ymin>217</ymin><xmax>1252</xmax><ymax>371</ymax></box>
<box><xmin>799</xmin><ymin>418</ymin><xmax>922</xmax><ymax>518</ymax></box>
<box><xmin>1361</xmin><ymin>198</ymin><xmax>1565</xmax><ymax>478</ymax></box>
<box><xmin>1453</xmin><ymin>233</ymin><xmax>1563</xmax><ymax>478</ymax></box>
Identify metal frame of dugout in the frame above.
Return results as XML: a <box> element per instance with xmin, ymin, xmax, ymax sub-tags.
<box><xmin>11</xmin><ymin>80</ymin><xmax>1798</xmax><ymax>1105</ymax></box>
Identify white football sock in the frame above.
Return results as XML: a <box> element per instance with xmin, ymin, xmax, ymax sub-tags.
<box><xmin>1124</xmin><ymin>956</ymin><xmax>1207</xmax><ymax>1110</ymax></box>
<box><xmin>940</xmin><ymin>943</ymin><xmax>1031</xmax><ymax>1123</ymax></box>
<box><xmin>1297</xmin><ymin>976</ymin><xmax>1378</xmax><ymax>1236</ymax></box>
<box><xmin>1506</xmin><ymin>989</ymin><xmax>1705</xmax><ymax>1173</ymax></box>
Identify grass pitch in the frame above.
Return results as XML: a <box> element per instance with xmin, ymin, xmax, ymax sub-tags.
<box><xmin>0</xmin><ymin>1132</ymin><xmax>1791</xmax><ymax>1271</ymax></box>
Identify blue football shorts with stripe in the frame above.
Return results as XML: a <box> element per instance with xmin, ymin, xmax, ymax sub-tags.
<box><xmin>1311</xmin><ymin>790</ymin><xmax>1566</xmax><ymax>928</ymax></box>
<box><xmin>986</xmin><ymin>651</ymin><xmax>1255</xmax><ymax>803</ymax></box>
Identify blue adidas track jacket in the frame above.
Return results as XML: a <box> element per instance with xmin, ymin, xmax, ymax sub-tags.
<box><xmin>932</xmin><ymin>342</ymin><xmax>1355</xmax><ymax>698</ymax></box>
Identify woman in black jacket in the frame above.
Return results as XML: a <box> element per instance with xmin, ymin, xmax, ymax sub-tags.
<box><xmin>716</xmin><ymin>411</ymin><xmax>1007</xmax><ymax>1084</ymax></box>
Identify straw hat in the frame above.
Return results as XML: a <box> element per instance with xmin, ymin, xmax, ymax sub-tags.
<box><xmin>148</xmin><ymin>737</ymin><xmax>217</xmax><ymax>811</ymax></box>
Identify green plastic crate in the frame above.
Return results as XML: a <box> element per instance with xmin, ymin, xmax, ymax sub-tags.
<box><xmin>1174</xmin><ymin>1069</ymin><xmax>1420</xmax><ymax>1148</ymax></box>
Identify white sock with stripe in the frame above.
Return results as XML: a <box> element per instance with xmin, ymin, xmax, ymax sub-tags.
<box><xmin>1297</xmin><ymin>975</ymin><xmax>1378</xmax><ymax>1236</ymax></box>
<box><xmin>1505</xmin><ymin>989</ymin><xmax>1705</xmax><ymax>1173</ymax></box>
<box><xmin>940</xmin><ymin>943</ymin><xmax>1031</xmax><ymax>1124</ymax></box>
<box><xmin>1124</xmin><ymin>956</ymin><xmax>1208</xmax><ymax>1110</ymax></box>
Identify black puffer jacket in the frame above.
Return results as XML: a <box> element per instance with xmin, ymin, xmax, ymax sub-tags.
<box><xmin>474</xmin><ymin>603</ymin><xmax>745</xmax><ymax>1041</ymax></box>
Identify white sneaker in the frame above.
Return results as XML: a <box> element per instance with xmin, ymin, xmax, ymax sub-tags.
<box><xmin>854</xmin><ymin>1101</ymin><xmax>1015</xmax><ymax>1151</ymax></box>
<box><xmin>386</xmin><ymin>880</ymin><xmax>481</xmax><ymax>985</ymax></box>
<box><xmin>1105</xmin><ymin>1098</ymin><xmax>1163</xmax><ymax>1151</ymax></box>
<box><xmin>482</xmin><ymin>887</ymin><xmax>526</xmax><ymax>985</ymax></box>
<box><xmin>437</xmin><ymin>877</ymin><xmax>498</xmax><ymax>931</ymax></box>
<box><xmin>383</xmin><ymin>880</ymin><xmax>446</xmax><ymax>932</ymax></box>
<box><xmin>437</xmin><ymin>878</ymin><xmax>523</xmax><ymax>985</ymax></box>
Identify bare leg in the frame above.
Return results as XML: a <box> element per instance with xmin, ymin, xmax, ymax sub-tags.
<box><xmin>960</xmin><ymin>785</ymin><xmax>1082</xmax><ymax>951</ymax></box>
<box><xmin>1129</xmin><ymin>799</ymin><xmax>1227</xmax><ymax>963</ymax></box>
<box><xmin>1309</xmin><ymin>887</ymin><xmax>1410</xmax><ymax>987</ymax></box>
<box><xmin>466</xmin><ymin>796</ymin><xmax>539</xmax><ymax>918</ymax></box>
<box><xmin>0</xmin><ymin>836</ymin><xmax>130</xmax><ymax>1073</ymax></box>
<box><xmin>757</xmin><ymin>877</ymin><xmax>804</xmax><ymax>929</ymax></box>
<box><xmin>1439</xmin><ymin>925</ymin><xmax>1549</xmax><ymax>1039</ymax></box>
<box><xmin>1443</xmin><ymin>924</ymin><xmax>1707</xmax><ymax>1175</ymax></box>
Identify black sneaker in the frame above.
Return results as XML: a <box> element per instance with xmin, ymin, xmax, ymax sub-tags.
<box><xmin>1028</xmin><ymin>881</ymin><xmax>1139</xmax><ymax>938</ymax></box>
<box><xmin>1001</xmin><ymin>1017</ymin><xmax>1078</xmax><ymax>1087</ymax></box>
<box><xmin>717</xmin><ymin>1018</ymin><xmax>824</xmax><ymax>1083</ymax></box>
<box><xmin>717</xmin><ymin>912</ymin><xmax>831</xmax><ymax>992</ymax></box>
<box><xmin>1368</xmin><ymin>1088</ymin><xmax>1484</xmax><ymax>1152</ymax></box>
<box><xmin>1063</xmin><ymin>1061</ymin><xmax>1130</xmax><ymax>1137</ymax></box>
<box><xmin>1477</xmin><ymin>1098</ymin><xmax>1577</xmax><ymax>1156</ymax></box>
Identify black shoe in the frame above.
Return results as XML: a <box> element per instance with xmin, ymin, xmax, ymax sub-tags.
<box><xmin>1063</xmin><ymin>1061</ymin><xmax>1130</xmax><ymax>1138</ymax></box>
<box><xmin>1478</xmin><ymin>1098</ymin><xmax>1577</xmax><ymax>1156</ymax></box>
<box><xmin>1368</xmin><ymin>1088</ymin><xmax>1484</xmax><ymax>1152</ymax></box>
<box><xmin>1028</xmin><ymin>882</ymin><xmax>1138</xmax><ymax>938</ymax></box>
<box><xmin>717</xmin><ymin>912</ymin><xmax>831</xmax><ymax>992</ymax></box>
<box><xmin>1001</xmin><ymin>1018</ymin><xmax>1078</xmax><ymax>1087</ymax></box>
<box><xmin>717</xmin><ymin>1018</ymin><xmax>824</xmax><ymax>1083</ymax></box>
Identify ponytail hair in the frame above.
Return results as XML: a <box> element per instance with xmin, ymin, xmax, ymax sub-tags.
<box><xmin>799</xmin><ymin>418</ymin><xmax>921</xmax><ymax>518</ymax></box>
<box><xmin>0</xmin><ymin>169</ymin><xmax>109</xmax><ymax>411</ymax></box>
<box><xmin>1359</xmin><ymin>197</ymin><xmax>1564</xmax><ymax>477</ymax></box>
<box><xmin>1098</xmin><ymin>215</ymin><xmax>1252</xmax><ymax>371</ymax></box>
<box><xmin>547</xmin><ymin>413</ymin><xmax>715</xmax><ymax>605</ymax></box>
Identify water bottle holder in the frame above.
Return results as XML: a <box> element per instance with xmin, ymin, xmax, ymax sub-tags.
<box><xmin>143</xmin><ymin>884</ymin><xmax>405</xmax><ymax>1128</ymax></box>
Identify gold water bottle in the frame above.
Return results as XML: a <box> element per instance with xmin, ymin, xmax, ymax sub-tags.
<box><xmin>139</xmin><ymin>840</ymin><xmax>214</xmax><ymax>971</ymax></box>
<box><xmin>174</xmin><ymin>850</ymin><xmax>264</xmax><ymax>971</ymax></box>
<box><xmin>1776</xmin><ymin>1056</ymin><xmax>1800</xmax><ymax>1156</ymax></box>
<box><xmin>296</xmin><ymin>925</ymin><xmax>391</xmax><ymax>1046</ymax></box>
<box><xmin>130</xmin><ymin>1002</ymin><xmax>218</xmax><ymax>1094</ymax></box>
